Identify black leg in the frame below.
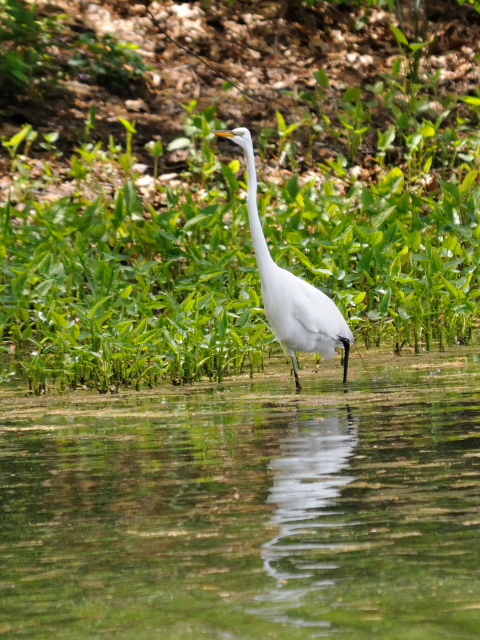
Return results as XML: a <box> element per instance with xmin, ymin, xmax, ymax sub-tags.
<box><xmin>343</xmin><ymin>340</ymin><xmax>350</xmax><ymax>384</ymax></box>
<box><xmin>294</xmin><ymin>369</ymin><xmax>302</xmax><ymax>393</ymax></box>
<box><xmin>337</xmin><ymin>337</ymin><xmax>350</xmax><ymax>384</ymax></box>
<box><xmin>290</xmin><ymin>352</ymin><xmax>302</xmax><ymax>392</ymax></box>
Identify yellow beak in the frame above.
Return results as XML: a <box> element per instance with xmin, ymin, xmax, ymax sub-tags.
<box><xmin>213</xmin><ymin>130</ymin><xmax>235</xmax><ymax>138</ymax></box>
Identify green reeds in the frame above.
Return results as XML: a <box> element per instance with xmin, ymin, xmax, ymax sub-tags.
<box><xmin>1</xmin><ymin>89</ymin><xmax>480</xmax><ymax>392</ymax></box>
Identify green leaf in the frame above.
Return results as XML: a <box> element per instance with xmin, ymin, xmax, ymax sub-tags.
<box><xmin>314</xmin><ymin>69</ymin><xmax>330</xmax><ymax>87</ymax></box>
<box><xmin>50</xmin><ymin>311</ymin><xmax>69</xmax><ymax>328</ymax></box>
<box><xmin>237</xmin><ymin>308</ymin><xmax>251</xmax><ymax>328</ymax></box>
<box><xmin>133</xmin><ymin>329</ymin><xmax>161</xmax><ymax>345</ymax></box>
<box><xmin>357</xmin><ymin>247</ymin><xmax>374</xmax><ymax>271</ymax></box>
<box><xmin>198</xmin><ymin>269</ymin><xmax>225</xmax><ymax>282</ymax></box>
<box><xmin>218</xmin><ymin>309</ymin><xmax>228</xmax><ymax>339</ymax></box>
<box><xmin>378</xmin><ymin>288</ymin><xmax>392</xmax><ymax>314</ymax></box>
<box><xmin>145</xmin><ymin>139</ymin><xmax>163</xmax><ymax>157</ymax></box>
<box><xmin>390</xmin><ymin>24</ymin><xmax>409</xmax><ymax>46</ymax></box>
<box><xmin>120</xmin><ymin>284</ymin><xmax>133</xmax><ymax>299</ymax></box>
<box><xmin>285</xmin><ymin>175</ymin><xmax>301</xmax><ymax>202</ymax></box>
<box><xmin>368</xmin><ymin>231</ymin><xmax>384</xmax><ymax>246</ymax></box>
<box><xmin>378</xmin><ymin>167</ymin><xmax>404</xmax><ymax>195</ymax></box>
<box><xmin>392</xmin><ymin>57</ymin><xmax>402</xmax><ymax>76</ymax></box>
<box><xmin>276</xmin><ymin>111</ymin><xmax>287</xmax><ymax>133</ymax></box>
<box><xmin>408</xmin><ymin>133</ymin><xmax>423</xmax><ymax>150</ymax></box>
<box><xmin>342</xmin><ymin>87</ymin><xmax>362</xmax><ymax>103</ymax></box>
<box><xmin>167</xmin><ymin>137</ymin><xmax>191</xmax><ymax>151</ymax></box>
<box><xmin>370</xmin><ymin>206</ymin><xmax>397</xmax><ymax>229</ymax></box>
<box><xmin>35</xmin><ymin>278</ymin><xmax>54</xmax><ymax>297</ymax></box>
<box><xmin>441</xmin><ymin>276</ymin><xmax>464</xmax><ymax>299</ymax></box>
<box><xmin>221</xmin><ymin>163</ymin><xmax>239</xmax><ymax>192</ymax></box>
<box><xmin>460</xmin><ymin>96</ymin><xmax>480</xmax><ymax>107</ymax></box>
<box><xmin>2</xmin><ymin>124</ymin><xmax>32</xmax><ymax>149</ymax></box>
<box><xmin>228</xmin><ymin>159</ymin><xmax>240</xmax><ymax>174</ymax></box>
<box><xmin>124</xmin><ymin>180</ymin><xmax>143</xmax><ymax>219</ymax></box>
<box><xmin>86</xmin><ymin>296</ymin><xmax>112</xmax><ymax>319</ymax></box>
<box><xmin>419</xmin><ymin>123</ymin><xmax>435</xmax><ymax>138</ymax></box>
<box><xmin>288</xmin><ymin>246</ymin><xmax>330</xmax><ymax>275</ymax></box>
<box><xmin>409</xmin><ymin>40</ymin><xmax>433</xmax><ymax>52</ymax></box>
<box><xmin>283</xmin><ymin>123</ymin><xmax>299</xmax><ymax>136</ymax></box>
<box><xmin>439</xmin><ymin>180</ymin><xmax>460</xmax><ymax>200</ymax></box>
<box><xmin>459</xmin><ymin>169</ymin><xmax>478</xmax><ymax>194</ymax></box>
<box><xmin>157</xmin><ymin>229</ymin><xmax>178</xmax><ymax>243</ymax></box>
<box><xmin>183</xmin><ymin>214</ymin><xmax>208</xmax><ymax>230</ymax></box>
<box><xmin>119</xmin><ymin>118</ymin><xmax>136</xmax><ymax>133</ymax></box>
<box><xmin>198</xmin><ymin>291</ymin><xmax>215</xmax><ymax>310</ymax></box>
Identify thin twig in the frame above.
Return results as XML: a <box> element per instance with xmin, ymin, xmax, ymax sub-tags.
<box><xmin>320</xmin><ymin>0</ymin><xmax>355</xmax><ymax>28</ymax></box>
<box><xmin>354</xmin><ymin>341</ymin><xmax>369</xmax><ymax>373</ymax></box>
<box><xmin>429</xmin><ymin>1</ymin><xmax>449</xmax><ymax>50</ymax></box>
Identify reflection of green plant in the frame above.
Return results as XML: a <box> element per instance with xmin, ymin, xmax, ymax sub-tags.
<box><xmin>68</xmin><ymin>33</ymin><xmax>149</xmax><ymax>94</ymax></box>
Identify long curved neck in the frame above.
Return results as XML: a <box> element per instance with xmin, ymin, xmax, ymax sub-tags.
<box><xmin>244</xmin><ymin>142</ymin><xmax>275</xmax><ymax>276</ymax></box>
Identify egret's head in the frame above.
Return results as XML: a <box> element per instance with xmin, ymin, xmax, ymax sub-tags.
<box><xmin>213</xmin><ymin>127</ymin><xmax>251</xmax><ymax>150</ymax></box>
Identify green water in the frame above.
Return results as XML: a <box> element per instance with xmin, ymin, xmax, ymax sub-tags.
<box><xmin>1</xmin><ymin>350</ymin><xmax>480</xmax><ymax>639</ymax></box>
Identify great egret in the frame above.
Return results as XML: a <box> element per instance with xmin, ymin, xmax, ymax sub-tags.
<box><xmin>214</xmin><ymin>128</ymin><xmax>354</xmax><ymax>391</ymax></box>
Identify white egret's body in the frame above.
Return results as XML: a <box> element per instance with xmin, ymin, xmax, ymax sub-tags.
<box><xmin>214</xmin><ymin>127</ymin><xmax>354</xmax><ymax>390</ymax></box>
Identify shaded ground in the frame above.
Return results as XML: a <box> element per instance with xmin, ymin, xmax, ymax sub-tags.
<box><xmin>2</xmin><ymin>0</ymin><xmax>480</xmax><ymax>186</ymax></box>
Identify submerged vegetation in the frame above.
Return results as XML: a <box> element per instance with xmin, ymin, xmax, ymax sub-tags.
<box><xmin>1</xmin><ymin>8</ymin><xmax>480</xmax><ymax>392</ymax></box>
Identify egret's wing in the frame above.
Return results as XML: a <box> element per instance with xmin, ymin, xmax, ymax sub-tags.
<box><xmin>291</xmin><ymin>280</ymin><xmax>348</xmax><ymax>338</ymax></box>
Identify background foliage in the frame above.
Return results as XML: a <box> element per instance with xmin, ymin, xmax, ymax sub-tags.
<box><xmin>0</xmin><ymin>0</ymin><xmax>148</xmax><ymax>98</ymax></box>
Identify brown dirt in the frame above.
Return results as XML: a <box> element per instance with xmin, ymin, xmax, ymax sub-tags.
<box><xmin>1</xmin><ymin>0</ymin><xmax>480</xmax><ymax>186</ymax></box>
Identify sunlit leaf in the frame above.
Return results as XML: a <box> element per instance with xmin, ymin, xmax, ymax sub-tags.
<box><xmin>167</xmin><ymin>137</ymin><xmax>191</xmax><ymax>151</ymax></box>
<box><xmin>390</xmin><ymin>24</ymin><xmax>409</xmax><ymax>46</ymax></box>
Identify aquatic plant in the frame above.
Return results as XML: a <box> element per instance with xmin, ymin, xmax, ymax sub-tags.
<box><xmin>1</xmin><ymin>83</ymin><xmax>480</xmax><ymax>392</ymax></box>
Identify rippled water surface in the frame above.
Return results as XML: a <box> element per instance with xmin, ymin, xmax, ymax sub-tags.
<box><xmin>1</xmin><ymin>350</ymin><xmax>480</xmax><ymax>639</ymax></box>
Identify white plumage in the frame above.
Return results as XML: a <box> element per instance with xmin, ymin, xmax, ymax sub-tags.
<box><xmin>214</xmin><ymin>127</ymin><xmax>354</xmax><ymax>390</ymax></box>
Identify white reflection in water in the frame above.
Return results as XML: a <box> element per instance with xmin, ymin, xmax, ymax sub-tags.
<box><xmin>251</xmin><ymin>407</ymin><xmax>357</xmax><ymax>632</ymax></box>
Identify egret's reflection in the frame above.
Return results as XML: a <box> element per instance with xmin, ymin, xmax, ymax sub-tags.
<box><xmin>251</xmin><ymin>407</ymin><xmax>357</xmax><ymax>629</ymax></box>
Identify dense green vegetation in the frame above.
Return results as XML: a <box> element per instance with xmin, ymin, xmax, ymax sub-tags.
<box><xmin>2</xmin><ymin>86</ymin><xmax>480</xmax><ymax>393</ymax></box>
